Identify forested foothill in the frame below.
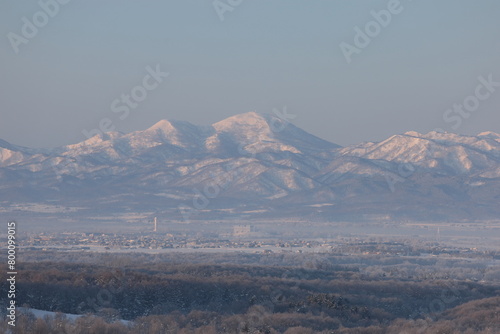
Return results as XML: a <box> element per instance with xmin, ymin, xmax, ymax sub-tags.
<box><xmin>1</xmin><ymin>248</ymin><xmax>499</xmax><ymax>333</ymax></box>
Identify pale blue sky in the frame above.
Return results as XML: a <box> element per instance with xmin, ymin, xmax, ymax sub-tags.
<box><xmin>1</xmin><ymin>0</ymin><xmax>499</xmax><ymax>148</ymax></box>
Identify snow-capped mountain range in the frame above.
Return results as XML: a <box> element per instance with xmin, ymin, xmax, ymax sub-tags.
<box><xmin>1</xmin><ymin>112</ymin><xmax>499</xmax><ymax>222</ymax></box>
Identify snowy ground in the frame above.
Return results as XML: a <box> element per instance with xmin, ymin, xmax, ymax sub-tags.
<box><xmin>18</xmin><ymin>307</ymin><xmax>131</xmax><ymax>325</ymax></box>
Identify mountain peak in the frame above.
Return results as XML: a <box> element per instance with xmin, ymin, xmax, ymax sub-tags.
<box><xmin>477</xmin><ymin>131</ymin><xmax>500</xmax><ymax>139</ymax></box>
<box><xmin>213</xmin><ymin>112</ymin><xmax>270</xmax><ymax>132</ymax></box>
<box><xmin>147</xmin><ymin>119</ymin><xmax>176</xmax><ymax>133</ymax></box>
<box><xmin>403</xmin><ymin>131</ymin><xmax>423</xmax><ymax>137</ymax></box>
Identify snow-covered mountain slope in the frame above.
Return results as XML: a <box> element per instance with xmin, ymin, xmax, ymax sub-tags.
<box><xmin>339</xmin><ymin>131</ymin><xmax>500</xmax><ymax>175</ymax></box>
<box><xmin>0</xmin><ymin>138</ymin><xmax>43</xmax><ymax>167</ymax></box>
<box><xmin>0</xmin><ymin>113</ymin><xmax>499</xmax><ymax>222</ymax></box>
<box><xmin>207</xmin><ymin>112</ymin><xmax>339</xmax><ymax>155</ymax></box>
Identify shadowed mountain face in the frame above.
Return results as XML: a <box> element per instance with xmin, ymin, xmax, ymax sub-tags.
<box><xmin>1</xmin><ymin>112</ymin><xmax>499</xmax><ymax>222</ymax></box>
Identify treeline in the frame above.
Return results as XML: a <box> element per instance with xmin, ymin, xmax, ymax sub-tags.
<box><xmin>1</xmin><ymin>256</ymin><xmax>499</xmax><ymax>333</ymax></box>
<box><xmin>17</xmin><ymin>248</ymin><xmax>500</xmax><ymax>283</ymax></box>
<box><xmin>4</xmin><ymin>262</ymin><xmax>374</xmax><ymax>322</ymax></box>
<box><xmin>1</xmin><ymin>297</ymin><xmax>499</xmax><ymax>333</ymax></box>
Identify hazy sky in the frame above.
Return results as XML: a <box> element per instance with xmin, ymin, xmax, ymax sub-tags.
<box><xmin>1</xmin><ymin>0</ymin><xmax>499</xmax><ymax>148</ymax></box>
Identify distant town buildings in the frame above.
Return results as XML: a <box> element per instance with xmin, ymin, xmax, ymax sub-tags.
<box><xmin>233</xmin><ymin>225</ymin><xmax>255</xmax><ymax>236</ymax></box>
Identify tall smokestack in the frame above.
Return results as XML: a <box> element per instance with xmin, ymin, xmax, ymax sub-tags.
<box><xmin>154</xmin><ymin>217</ymin><xmax>157</xmax><ymax>232</ymax></box>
